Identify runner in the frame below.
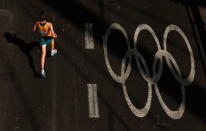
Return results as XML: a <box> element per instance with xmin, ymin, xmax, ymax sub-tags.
<box><xmin>33</xmin><ymin>12</ymin><xmax>58</xmax><ymax>78</ymax></box>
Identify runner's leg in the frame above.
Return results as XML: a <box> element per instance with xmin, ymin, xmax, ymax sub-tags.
<box><xmin>51</xmin><ymin>39</ymin><xmax>55</xmax><ymax>51</ymax></box>
<box><xmin>41</xmin><ymin>44</ymin><xmax>47</xmax><ymax>70</ymax></box>
<box><xmin>50</xmin><ymin>38</ymin><xmax>57</xmax><ymax>56</ymax></box>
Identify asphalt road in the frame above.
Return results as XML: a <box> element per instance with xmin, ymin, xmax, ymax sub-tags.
<box><xmin>0</xmin><ymin>0</ymin><xmax>206</xmax><ymax>131</ymax></box>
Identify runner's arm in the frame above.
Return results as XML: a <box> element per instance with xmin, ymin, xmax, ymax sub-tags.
<box><xmin>50</xmin><ymin>23</ymin><xmax>57</xmax><ymax>38</ymax></box>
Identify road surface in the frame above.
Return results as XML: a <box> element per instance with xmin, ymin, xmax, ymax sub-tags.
<box><xmin>0</xmin><ymin>0</ymin><xmax>206</xmax><ymax>131</ymax></box>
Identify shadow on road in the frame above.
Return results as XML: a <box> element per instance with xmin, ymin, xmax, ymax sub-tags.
<box><xmin>4</xmin><ymin>32</ymin><xmax>41</xmax><ymax>78</ymax></box>
<box><xmin>171</xmin><ymin>0</ymin><xmax>206</xmax><ymax>74</ymax></box>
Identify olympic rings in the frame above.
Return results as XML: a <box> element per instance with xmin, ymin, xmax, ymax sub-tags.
<box><xmin>103</xmin><ymin>23</ymin><xmax>195</xmax><ymax>119</ymax></box>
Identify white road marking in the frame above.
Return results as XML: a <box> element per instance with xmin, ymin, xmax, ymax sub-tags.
<box><xmin>87</xmin><ymin>84</ymin><xmax>100</xmax><ymax>118</ymax></box>
<box><xmin>85</xmin><ymin>24</ymin><xmax>95</xmax><ymax>49</ymax></box>
<box><xmin>103</xmin><ymin>23</ymin><xmax>195</xmax><ymax>119</ymax></box>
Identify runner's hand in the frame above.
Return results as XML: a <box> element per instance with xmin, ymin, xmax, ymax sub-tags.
<box><xmin>53</xmin><ymin>33</ymin><xmax>58</xmax><ymax>38</ymax></box>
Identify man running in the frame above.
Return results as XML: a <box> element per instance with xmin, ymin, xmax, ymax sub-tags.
<box><xmin>33</xmin><ymin>12</ymin><xmax>57</xmax><ymax>78</ymax></box>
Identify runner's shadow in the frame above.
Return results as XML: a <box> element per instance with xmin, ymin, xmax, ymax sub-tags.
<box><xmin>4</xmin><ymin>32</ymin><xmax>41</xmax><ymax>78</ymax></box>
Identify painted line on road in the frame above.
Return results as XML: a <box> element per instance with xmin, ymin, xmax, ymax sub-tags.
<box><xmin>85</xmin><ymin>24</ymin><xmax>94</xmax><ymax>49</ymax></box>
<box><xmin>87</xmin><ymin>84</ymin><xmax>100</xmax><ymax>118</ymax></box>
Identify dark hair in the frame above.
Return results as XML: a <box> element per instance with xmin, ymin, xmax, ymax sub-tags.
<box><xmin>40</xmin><ymin>12</ymin><xmax>47</xmax><ymax>21</ymax></box>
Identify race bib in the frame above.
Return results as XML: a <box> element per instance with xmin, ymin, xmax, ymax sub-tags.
<box><xmin>39</xmin><ymin>30</ymin><xmax>47</xmax><ymax>35</ymax></box>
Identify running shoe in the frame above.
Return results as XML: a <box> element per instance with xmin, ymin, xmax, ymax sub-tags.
<box><xmin>40</xmin><ymin>71</ymin><xmax>46</xmax><ymax>78</ymax></box>
<box><xmin>51</xmin><ymin>49</ymin><xmax>58</xmax><ymax>56</ymax></box>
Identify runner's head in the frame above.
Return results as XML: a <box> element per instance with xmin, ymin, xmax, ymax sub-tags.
<box><xmin>40</xmin><ymin>12</ymin><xmax>47</xmax><ymax>22</ymax></box>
